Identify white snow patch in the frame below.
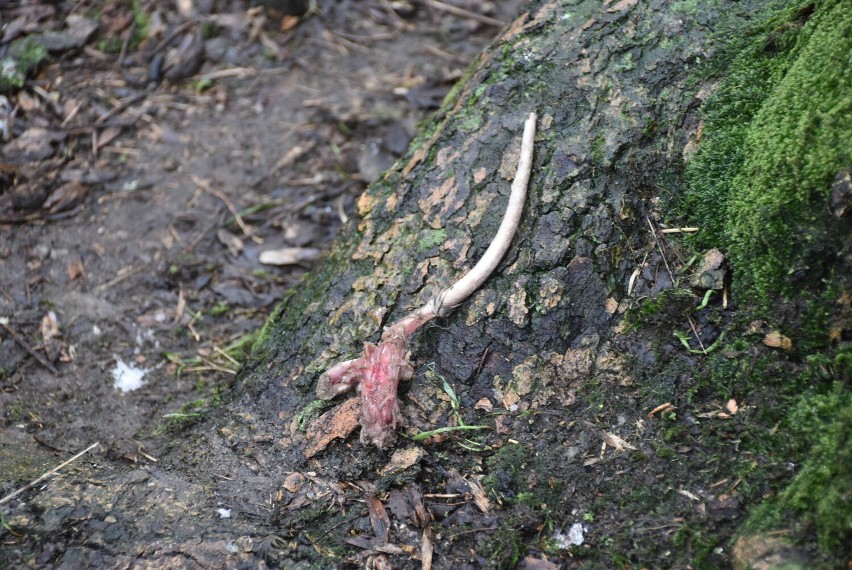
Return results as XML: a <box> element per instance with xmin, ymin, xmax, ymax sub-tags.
<box><xmin>111</xmin><ymin>355</ymin><xmax>149</xmax><ymax>392</ymax></box>
<box><xmin>552</xmin><ymin>522</ymin><xmax>586</xmax><ymax>548</ymax></box>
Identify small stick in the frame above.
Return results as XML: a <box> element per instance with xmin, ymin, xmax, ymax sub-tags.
<box><xmin>0</xmin><ymin>442</ymin><xmax>100</xmax><ymax>506</ymax></box>
<box><xmin>0</xmin><ymin>320</ymin><xmax>59</xmax><ymax>376</ymax></box>
<box><xmin>423</xmin><ymin>0</ymin><xmax>505</xmax><ymax>27</ymax></box>
<box><xmin>687</xmin><ymin>315</ymin><xmax>707</xmax><ymax>354</ymax></box>
<box><xmin>660</xmin><ymin>227</ymin><xmax>699</xmax><ymax>234</ymax></box>
<box><xmin>192</xmin><ymin>175</ymin><xmax>262</xmax><ymax>244</ymax></box>
<box><xmin>646</xmin><ymin>217</ymin><xmax>675</xmax><ymax>286</ymax></box>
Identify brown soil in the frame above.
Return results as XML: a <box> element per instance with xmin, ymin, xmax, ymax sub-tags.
<box><xmin>0</xmin><ymin>0</ymin><xmax>518</xmax><ymax>530</ymax></box>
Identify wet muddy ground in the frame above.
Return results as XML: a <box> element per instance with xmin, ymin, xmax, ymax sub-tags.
<box><xmin>0</xmin><ymin>0</ymin><xmax>518</xmax><ymax>522</ymax></box>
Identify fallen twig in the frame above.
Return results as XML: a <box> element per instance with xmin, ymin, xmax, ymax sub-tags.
<box><xmin>646</xmin><ymin>216</ymin><xmax>675</xmax><ymax>286</ymax></box>
<box><xmin>0</xmin><ymin>319</ymin><xmax>59</xmax><ymax>376</ymax></box>
<box><xmin>423</xmin><ymin>0</ymin><xmax>505</xmax><ymax>27</ymax></box>
<box><xmin>192</xmin><ymin>175</ymin><xmax>262</xmax><ymax>244</ymax></box>
<box><xmin>0</xmin><ymin>442</ymin><xmax>100</xmax><ymax>506</ymax></box>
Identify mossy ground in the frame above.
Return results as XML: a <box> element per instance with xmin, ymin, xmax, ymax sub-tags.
<box><xmin>669</xmin><ymin>0</ymin><xmax>851</xmax><ymax>564</ymax></box>
<box><xmin>682</xmin><ymin>0</ymin><xmax>851</xmax><ymax>301</ymax></box>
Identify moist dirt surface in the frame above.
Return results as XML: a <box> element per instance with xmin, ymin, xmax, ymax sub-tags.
<box><xmin>0</xmin><ymin>0</ymin><xmax>524</xmax><ymax>562</ymax></box>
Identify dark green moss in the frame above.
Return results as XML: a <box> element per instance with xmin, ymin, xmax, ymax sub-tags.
<box><xmin>742</xmin><ymin>356</ymin><xmax>851</xmax><ymax>563</ymax></box>
<box><xmin>483</xmin><ymin>443</ymin><xmax>530</xmax><ymax>499</ymax></box>
<box><xmin>0</xmin><ymin>37</ymin><xmax>48</xmax><ymax>93</ymax></box>
<box><xmin>626</xmin><ymin>287</ymin><xmax>696</xmax><ymax>330</ymax></box>
<box><xmin>683</xmin><ymin>0</ymin><xmax>851</xmax><ymax>301</ymax></box>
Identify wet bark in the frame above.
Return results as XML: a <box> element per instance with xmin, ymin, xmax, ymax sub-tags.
<box><xmin>2</xmin><ymin>0</ymin><xmax>831</xmax><ymax>568</ymax></box>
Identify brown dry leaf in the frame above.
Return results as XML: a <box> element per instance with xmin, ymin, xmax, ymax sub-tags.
<box><xmin>283</xmin><ymin>472</ymin><xmax>304</xmax><ymax>493</ymax></box>
<box><xmin>17</xmin><ymin>91</ymin><xmax>40</xmax><ymax>112</ymax></box>
<box><xmin>40</xmin><ymin>311</ymin><xmax>62</xmax><ymax>362</ymax></box>
<box><xmin>502</xmin><ymin>388</ymin><xmax>520</xmax><ymax>410</ymax></box>
<box><xmin>380</xmin><ymin>446</ymin><xmax>425</xmax><ymax>476</ymax></box>
<box><xmin>494</xmin><ymin>415</ymin><xmax>511</xmax><ymax>434</ymax></box>
<box><xmin>304</xmin><ymin>397</ymin><xmax>360</xmax><ymax>458</ymax></box>
<box><xmin>467</xmin><ymin>475</ymin><xmax>491</xmax><ymax>513</ymax></box>
<box><xmin>173</xmin><ymin>288</ymin><xmax>186</xmax><ymax>325</ymax></box>
<box><xmin>366</xmin><ymin>554</ymin><xmax>392</xmax><ymax>569</ymax></box>
<box><xmin>725</xmin><ymin>399</ymin><xmax>739</xmax><ymax>415</ymax></box>
<box><xmin>280</xmin><ymin>15</ymin><xmax>301</xmax><ymax>32</ymax></box>
<box><xmin>3</xmin><ymin>128</ymin><xmax>66</xmax><ymax>162</ymax></box>
<box><xmin>763</xmin><ymin>331</ymin><xmax>792</xmax><ymax>351</ymax></box>
<box><xmin>41</xmin><ymin>311</ymin><xmax>60</xmax><ymax>342</ymax></box>
<box><xmin>519</xmin><ymin>556</ymin><xmax>559</xmax><ymax>570</ymax></box>
<box><xmin>259</xmin><ymin>247</ymin><xmax>320</xmax><ymax>265</ymax></box>
<box><xmin>66</xmin><ymin>258</ymin><xmax>85</xmax><ymax>280</ymax></box>
<box><xmin>585</xmin><ymin>422</ymin><xmax>637</xmax><ymax>451</ymax></box>
<box><xmin>474</xmin><ymin>397</ymin><xmax>493</xmax><ymax>412</ymax></box>
<box><xmin>95</xmin><ymin>126</ymin><xmax>123</xmax><ymax>151</ymax></box>
<box><xmin>421</xmin><ymin>525</ymin><xmax>433</xmax><ymax>570</ymax></box>
<box><xmin>217</xmin><ymin>229</ymin><xmax>244</xmax><ymax>257</ymax></box>
<box><xmin>599</xmin><ymin>430</ymin><xmax>637</xmax><ymax>451</ymax></box>
<box><xmin>605</xmin><ymin>297</ymin><xmax>619</xmax><ymax>314</ymax></box>
<box><xmin>44</xmin><ymin>180</ymin><xmax>88</xmax><ymax>213</ymax></box>
<box><xmin>366</xmin><ymin>494</ymin><xmax>391</xmax><ymax>543</ymax></box>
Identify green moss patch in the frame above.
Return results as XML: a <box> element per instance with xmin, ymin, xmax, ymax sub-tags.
<box><xmin>682</xmin><ymin>0</ymin><xmax>851</xmax><ymax>301</ymax></box>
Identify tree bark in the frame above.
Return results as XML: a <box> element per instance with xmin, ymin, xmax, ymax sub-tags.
<box><xmin>3</xmin><ymin>0</ymin><xmax>849</xmax><ymax>568</ymax></box>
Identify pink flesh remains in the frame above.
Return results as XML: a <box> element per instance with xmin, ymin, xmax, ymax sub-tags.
<box><xmin>315</xmin><ymin>113</ymin><xmax>536</xmax><ymax>449</ymax></box>
<box><xmin>315</xmin><ymin>307</ymin><xmax>433</xmax><ymax>448</ymax></box>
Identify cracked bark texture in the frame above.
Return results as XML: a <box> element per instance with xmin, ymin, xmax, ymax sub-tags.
<box><xmin>2</xmin><ymin>1</ymin><xmax>814</xmax><ymax>567</ymax></box>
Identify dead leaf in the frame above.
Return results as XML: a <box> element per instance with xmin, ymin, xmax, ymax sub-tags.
<box><xmin>725</xmin><ymin>399</ymin><xmax>738</xmax><ymax>415</ymax></box>
<box><xmin>366</xmin><ymin>494</ymin><xmax>391</xmax><ymax>542</ymax></box>
<box><xmin>40</xmin><ymin>311</ymin><xmax>62</xmax><ymax>362</ymax></box>
<box><xmin>283</xmin><ymin>472</ymin><xmax>304</xmax><ymax>493</ymax></box>
<box><xmin>3</xmin><ymin>128</ymin><xmax>66</xmax><ymax>162</ymax></box>
<box><xmin>677</xmin><ymin>488</ymin><xmax>701</xmax><ymax>502</ymax></box>
<box><xmin>41</xmin><ymin>311</ymin><xmax>60</xmax><ymax>342</ymax></box>
<box><xmin>605</xmin><ymin>297</ymin><xmax>619</xmax><ymax>314</ymax></box>
<box><xmin>519</xmin><ymin>556</ymin><xmax>559</xmax><ymax>569</ymax></box>
<box><xmin>280</xmin><ymin>15</ymin><xmax>301</xmax><ymax>32</ymax></box>
<box><xmin>474</xmin><ymin>397</ymin><xmax>493</xmax><ymax>412</ymax></box>
<box><xmin>35</xmin><ymin>15</ymin><xmax>98</xmax><ymax>51</ymax></box>
<box><xmin>585</xmin><ymin>421</ymin><xmax>637</xmax><ymax>451</ymax></box>
<box><xmin>217</xmin><ymin>229</ymin><xmax>244</xmax><ymax>257</ymax></box>
<box><xmin>304</xmin><ymin>397</ymin><xmax>359</xmax><ymax>458</ymax></box>
<box><xmin>380</xmin><ymin>446</ymin><xmax>425</xmax><ymax>476</ymax></box>
<box><xmin>95</xmin><ymin>126</ymin><xmax>123</xmax><ymax>151</ymax></box>
<box><xmin>494</xmin><ymin>415</ymin><xmax>511</xmax><ymax>434</ymax></box>
<box><xmin>366</xmin><ymin>553</ymin><xmax>392</xmax><ymax>570</ymax></box>
<box><xmin>67</xmin><ymin>258</ymin><xmax>85</xmax><ymax>280</ymax></box>
<box><xmin>259</xmin><ymin>247</ymin><xmax>321</xmax><ymax>265</ymax></box>
<box><xmin>467</xmin><ymin>475</ymin><xmax>491</xmax><ymax>513</ymax></box>
<box><xmin>599</xmin><ymin>430</ymin><xmax>637</xmax><ymax>451</ymax></box>
<box><xmin>502</xmin><ymin>388</ymin><xmax>520</xmax><ymax>409</ymax></box>
<box><xmin>174</xmin><ymin>288</ymin><xmax>186</xmax><ymax>325</ymax></box>
<box><xmin>44</xmin><ymin>180</ymin><xmax>88</xmax><ymax>213</ymax></box>
<box><xmin>422</xmin><ymin>525</ymin><xmax>433</xmax><ymax>570</ymax></box>
<box><xmin>763</xmin><ymin>331</ymin><xmax>792</xmax><ymax>351</ymax></box>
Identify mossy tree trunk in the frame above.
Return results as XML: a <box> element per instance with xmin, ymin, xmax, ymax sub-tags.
<box><xmin>2</xmin><ymin>0</ymin><xmax>849</xmax><ymax>567</ymax></box>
